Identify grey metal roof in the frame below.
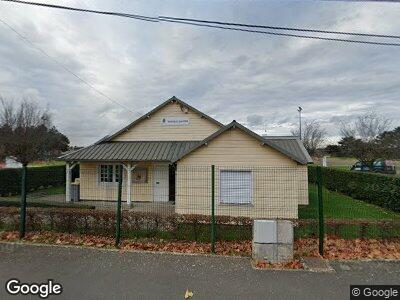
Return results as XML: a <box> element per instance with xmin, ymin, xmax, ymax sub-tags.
<box><xmin>59</xmin><ymin>141</ymin><xmax>201</xmax><ymax>162</ymax></box>
<box><xmin>263</xmin><ymin>136</ymin><xmax>313</xmax><ymax>164</ymax></box>
<box><xmin>173</xmin><ymin>121</ymin><xmax>313</xmax><ymax>165</ymax></box>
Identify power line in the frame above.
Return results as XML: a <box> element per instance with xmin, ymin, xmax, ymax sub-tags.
<box><xmin>4</xmin><ymin>0</ymin><xmax>400</xmax><ymax>40</ymax></box>
<box><xmin>2</xmin><ymin>0</ymin><xmax>400</xmax><ymax>46</ymax></box>
<box><xmin>159</xmin><ymin>16</ymin><xmax>400</xmax><ymax>39</ymax></box>
<box><xmin>0</xmin><ymin>18</ymin><xmax>139</xmax><ymax>115</ymax></box>
<box><xmin>160</xmin><ymin>19</ymin><xmax>400</xmax><ymax>47</ymax></box>
<box><xmin>1</xmin><ymin>0</ymin><xmax>158</xmax><ymax>22</ymax></box>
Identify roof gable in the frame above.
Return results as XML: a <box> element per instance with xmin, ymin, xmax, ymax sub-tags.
<box><xmin>173</xmin><ymin>121</ymin><xmax>312</xmax><ymax>164</ymax></box>
<box><xmin>105</xmin><ymin>96</ymin><xmax>223</xmax><ymax>142</ymax></box>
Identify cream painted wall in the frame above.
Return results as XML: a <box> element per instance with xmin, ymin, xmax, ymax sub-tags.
<box><xmin>112</xmin><ymin>101</ymin><xmax>221</xmax><ymax>141</ymax></box>
<box><xmin>177</xmin><ymin>128</ymin><xmax>299</xmax><ymax>166</ymax></box>
<box><xmin>79</xmin><ymin>162</ymin><xmax>154</xmax><ymax>202</ymax></box>
<box><xmin>175</xmin><ymin>128</ymin><xmax>309</xmax><ymax>219</ymax></box>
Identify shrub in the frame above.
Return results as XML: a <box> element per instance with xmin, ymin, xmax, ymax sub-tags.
<box><xmin>308</xmin><ymin>166</ymin><xmax>400</xmax><ymax>212</ymax></box>
<box><xmin>0</xmin><ymin>207</ymin><xmax>253</xmax><ymax>241</ymax></box>
<box><xmin>294</xmin><ymin>219</ymin><xmax>400</xmax><ymax>239</ymax></box>
<box><xmin>0</xmin><ymin>165</ymin><xmax>65</xmax><ymax>196</ymax></box>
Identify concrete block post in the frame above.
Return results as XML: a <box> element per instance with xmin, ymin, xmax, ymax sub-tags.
<box><xmin>252</xmin><ymin>220</ymin><xmax>294</xmax><ymax>263</ymax></box>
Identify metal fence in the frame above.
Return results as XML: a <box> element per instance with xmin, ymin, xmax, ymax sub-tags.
<box><xmin>0</xmin><ymin>164</ymin><xmax>399</xmax><ymax>256</ymax></box>
<box><xmin>298</xmin><ymin>167</ymin><xmax>400</xmax><ymax>255</ymax></box>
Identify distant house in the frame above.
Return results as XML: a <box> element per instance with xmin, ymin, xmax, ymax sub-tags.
<box><xmin>60</xmin><ymin>97</ymin><xmax>312</xmax><ymax>219</ymax></box>
<box><xmin>0</xmin><ymin>157</ymin><xmax>22</xmax><ymax>169</ymax></box>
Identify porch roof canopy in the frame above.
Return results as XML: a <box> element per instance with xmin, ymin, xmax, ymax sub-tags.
<box><xmin>59</xmin><ymin>141</ymin><xmax>200</xmax><ymax>162</ymax></box>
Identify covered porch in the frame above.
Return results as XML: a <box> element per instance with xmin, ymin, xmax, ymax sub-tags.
<box><xmin>65</xmin><ymin>161</ymin><xmax>174</xmax><ymax>205</ymax></box>
<box><xmin>60</xmin><ymin>140</ymin><xmax>199</xmax><ymax>207</ymax></box>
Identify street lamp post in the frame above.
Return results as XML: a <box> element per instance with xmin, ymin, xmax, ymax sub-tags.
<box><xmin>297</xmin><ymin>106</ymin><xmax>302</xmax><ymax>140</ymax></box>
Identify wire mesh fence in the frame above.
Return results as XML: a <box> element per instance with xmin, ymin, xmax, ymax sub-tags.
<box><xmin>0</xmin><ymin>163</ymin><xmax>399</xmax><ymax>256</ymax></box>
<box><xmin>296</xmin><ymin>166</ymin><xmax>400</xmax><ymax>248</ymax></box>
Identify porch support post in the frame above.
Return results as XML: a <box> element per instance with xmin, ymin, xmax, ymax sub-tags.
<box><xmin>123</xmin><ymin>163</ymin><xmax>136</xmax><ymax>205</ymax></box>
<box><xmin>65</xmin><ymin>162</ymin><xmax>76</xmax><ymax>202</ymax></box>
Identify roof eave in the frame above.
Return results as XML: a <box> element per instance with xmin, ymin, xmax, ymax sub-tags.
<box><xmin>173</xmin><ymin>121</ymin><xmax>310</xmax><ymax>165</ymax></box>
<box><xmin>60</xmin><ymin>158</ymin><xmax>174</xmax><ymax>163</ymax></box>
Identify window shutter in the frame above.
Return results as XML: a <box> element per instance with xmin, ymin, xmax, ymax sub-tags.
<box><xmin>220</xmin><ymin>170</ymin><xmax>252</xmax><ymax>204</ymax></box>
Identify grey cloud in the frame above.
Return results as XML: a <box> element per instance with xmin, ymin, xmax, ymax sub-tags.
<box><xmin>247</xmin><ymin>114</ymin><xmax>265</xmax><ymax>127</ymax></box>
<box><xmin>0</xmin><ymin>0</ymin><xmax>399</xmax><ymax>146</ymax></box>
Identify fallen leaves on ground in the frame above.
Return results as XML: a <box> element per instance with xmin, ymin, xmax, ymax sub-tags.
<box><xmin>184</xmin><ymin>289</ymin><xmax>194</xmax><ymax>299</ymax></box>
<box><xmin>295</xmin><ymin>236</ymin><xmax>400</xmax><ymax>260</ymax></box>
<box><xmin>254</xmin><ymin>259</ymin><xmax>303</xmax><ymax>270</ymax></box>
<box><xmin>1</xmin><ymin>231</ymin><xmax>399</xmax><ymax>260</ymax></box>
<box><xmin>120</xmin><ymin>239</ymin><xmax>251</xmax><ymax>256</ymax></box>
<box><xmin>0</xmin><ymin>231</ymin><xmax>251</xmax><ymax>256</ymax></box>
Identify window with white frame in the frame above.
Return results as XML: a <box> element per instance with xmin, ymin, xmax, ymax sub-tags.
<box><xmin>220</xmin><ymin>170</ymin><xmax>252</xmax><ymax>204</ymax></box>
<box><xmin>99</xmin><ymin>164</ymin><xmax>122</xmax><ymax>183</ymax></box>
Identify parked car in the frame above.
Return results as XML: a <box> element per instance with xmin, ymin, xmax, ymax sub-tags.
<box><xmin>372</xmin><ymin>159</ymin><xmax>397</xmax><ymax>174</ymax></box>
<box><xmin>350</xmin><ymin>161</ymin><xmax>371</xmax><ymax>172</ymax></box>
<box><xmin>350</xmin><ymin>159</ymin><xmax>396</xmax><ymax>174</ymax></box>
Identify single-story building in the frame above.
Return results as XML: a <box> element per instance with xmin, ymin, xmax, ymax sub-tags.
<box><xmin>0</xmin><ymin>156</ymin><xmax>22</xmax><ymax>169</ymax></box>
<box><xmin>60</xmin><ymin>96</ymin><xmax>312</xmax><ymax>219</ymax></box>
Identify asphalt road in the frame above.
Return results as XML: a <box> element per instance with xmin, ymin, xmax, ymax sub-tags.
<box><xmin>0</xmin><ymin>243</ymin><xmax>399</xmax><ymax>300</ymax></box>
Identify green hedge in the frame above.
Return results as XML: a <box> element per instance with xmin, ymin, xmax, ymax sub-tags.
<box><xmin>0</xmin><ymin>208</ymin><xmax>252</xmax><ymax>242</ymax></box>
<box><xmin>308</xmin><ymin>166</ymin><xmax>400</xmax><ymax>212</ymax></box>
<box><xmin>0</xmin><ymin>165</ymin><xmax>65</xmax><ymax>196</ymax></box>
<box><xmin>0</xmin><ymin>200</ymin><xmax>93</xmax><ymax>209</ymax></box>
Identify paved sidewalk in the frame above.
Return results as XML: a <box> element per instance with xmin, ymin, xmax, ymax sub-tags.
<box><xmin>0</xmin><ymin>243</ymin><xmax>399</xmax><ymax>300</ymax></box>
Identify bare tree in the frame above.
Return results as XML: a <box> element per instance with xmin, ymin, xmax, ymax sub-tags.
<box><xmin>340</xmin><ymin>112</ymin><xmax>391</xmax><ymax>142</ymax></box>
<box><xmin>0</xmin><ymin>96</ymin><xmax>69</xmax><ymax>166</ymax></box>
<box><xmin>339</xmin><ymin>112</ymin><xmax>392</xmax><ymax>164</ymax></box>
<box><xmin>292</xmin><ymin>120</ymin><xmax>327</xmax><ymax>156</ymax></box>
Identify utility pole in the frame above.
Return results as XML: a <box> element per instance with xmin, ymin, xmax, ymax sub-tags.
<box><xmin>297</xmin><ymin>106</ymin><xmax>302</xmax><ymax>140</ymax></box>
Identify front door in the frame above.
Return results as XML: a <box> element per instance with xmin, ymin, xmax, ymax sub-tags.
<box><xmin>153</xmin><ymin>164</ymin><xmax>169</xmax><ymax>202</ymax></box>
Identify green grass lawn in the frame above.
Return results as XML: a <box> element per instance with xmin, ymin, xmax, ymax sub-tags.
<box><xmin>0</xmin><ymin>186</ymin><xmax>90</xmax><ymax>209</ymax></box>
<box><xmin>297</xmin><ymin>185</ymin><xmax>400</xmax><ymax>239</ymax></box>
<box><xmin>0</xmin><ymin>199</ymin><xmax>94</xmax><ymax>209</ymax></box>
<box><xmin>28</xmin><ymin>161</ymin><xmax>65</xmax><ymax>167</ymax></box>
<box><xmin>0</xmin><ymin>186</ymin><xmax>65</xmax><ymax>200</ymax></box>
<box><xmin>34</xmin><ymin>186</ymin><xmax>65</xmax><ymax>195</ymax></box>
<box><xmin>299</xmin><ymin>184</ymin><xmax>400</xmax><ymax>220</ymax></box>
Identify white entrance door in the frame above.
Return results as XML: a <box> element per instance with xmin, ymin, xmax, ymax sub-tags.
<box><xmin>153</xmin><ymin>164</ymin><xmax>169</xmax><ymax>202</ymax></box>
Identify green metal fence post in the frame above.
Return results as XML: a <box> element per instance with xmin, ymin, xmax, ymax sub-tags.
<box><xmin>211</xmin><ymin>165</ymin><xmax>216</xmax><ymax>254</ymax></box>
<box><xmin>317</xmin><ymin>166</ymin><xmax>324</xmax><ymax>256</ymax></box>
<box><xmin>115</xmin><ymin>166</ymin><xmax>123</xmax><ymax>247</ymax></box>
<box><xmin>19</xmin><ymin>164</ymin><xmax>27</xmax><ymax>239</ymax></box>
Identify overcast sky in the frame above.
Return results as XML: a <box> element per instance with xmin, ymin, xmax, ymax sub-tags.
<box><xmin>1</xmin><ymin>0</ymin><xmax>400</xmax><ymax>146</ymax></box>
